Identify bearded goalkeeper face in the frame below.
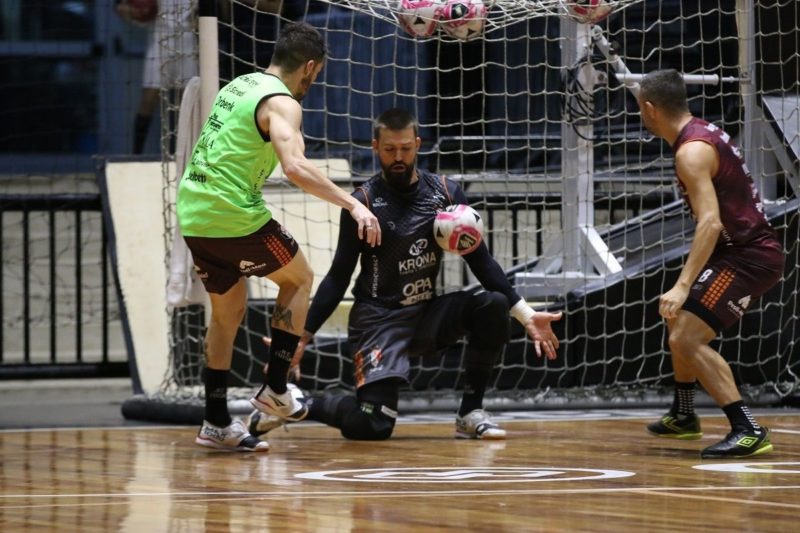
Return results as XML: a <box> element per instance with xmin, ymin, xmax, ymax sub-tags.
<box><xmin>372</xmin><ymin>125</ymin><xmax>421</xmax><ymax>192</ymax></box>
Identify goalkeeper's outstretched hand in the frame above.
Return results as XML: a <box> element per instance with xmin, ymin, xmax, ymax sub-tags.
<box><xmin>524</xmin><ymin>312</ymin><xmax>563</xmax><ymax>360</ymax></box>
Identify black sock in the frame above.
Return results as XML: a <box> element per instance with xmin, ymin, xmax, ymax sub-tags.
<box><xmin>458</xmin><ymin>347</ymin><xmax>494</xmax><ymax>417</ymax></box>
<box><xmin>722</xmin><ymin>400</ymin><xmax>760</xmax><ymax>432</ymax></box>
<box><xmin>204</xmin><ymin>368</ymin><xmax>231</xmax><ymax>427</ymax></box>
<box><xmin>459</xmin><ymin>385</ymin><xmax>485</xmax><ymax>418</ymax></box>
<box><xmin>133</xmin><ymin>113</ymin><xmax>151</xmax><ymax>154</ymax></box>
<box><xmin>264</xmin><ymin>328</ymin><xmax>300</xmax><ymax>394</ymax></box>
<box><xmin>671</xmin><ymin>381</ymin><xmax>696</xmax><ymax>417</ymax></box>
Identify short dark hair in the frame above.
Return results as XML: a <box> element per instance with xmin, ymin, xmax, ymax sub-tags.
<box><xmin>639</xmin><ymin>69</ymin><xmax>690</xmax><ymax>116</ymax></box>
<box><xmin>373</xmin><ymin>108</ymin><xmax>419</xmax><ymax>140</ymax></box>
<box><xmin>270</xmin><ymin>22</ymin><xmax>327</xmax><ymax>72</ymax></box>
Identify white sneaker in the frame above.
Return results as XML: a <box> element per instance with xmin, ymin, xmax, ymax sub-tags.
<box><xmin>195</xmin><ymin>419</ymin><xmax>269</xmax><ymax>452</ymax></box>
<box><xmin>455</xmin><ymin>409</ymin><xmax>507</xmax><ymax>440</ymax></box>
<box><xmin>247</xmin><ymin>384</ymin><xmax>306</xmax><ymax>437</ymax></box>
<box><xmin>250</xmin><ymin>382</ymin><xmax>308</xmax><ymax>422</ymax></box>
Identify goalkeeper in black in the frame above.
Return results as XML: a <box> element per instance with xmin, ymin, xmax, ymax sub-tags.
<box><xmin>249</xmin><ymin>108</ymin><xmax>562</xmax><ymax>440</ymax></box>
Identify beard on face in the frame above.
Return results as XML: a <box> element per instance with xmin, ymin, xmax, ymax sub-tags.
<box><xmin>294</xmin><ymin>73</ymin><xmax>314</xmax><ymax>102</ymax></box>
<box><xmin>381</xmin><ymin>160</ymin><xmax>416</xmax><ymax>191</ymax></box>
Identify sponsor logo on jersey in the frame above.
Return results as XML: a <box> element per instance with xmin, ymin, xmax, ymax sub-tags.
<box><xmin>398</xmin><ymin>252</ymin><xmax>437</xmax><ymax>275</ymax></box>
<box><xmin>400</xmin><ymin>277</ymin><xmax>433</xmax><ymax>305</ymax></box>
<box><xmin>408</xmin><ymin>238</ymin><xmax>429</xmax><ymax>256</ymax></box>
<box><xmin>206</xmin><ymin>113</ymin><xmax>224</xmax><ymax>132</ymax></box>
<box><xmin>194</xmin><ymin>265</ymin><xmax>209</xmax><ymax>280</ymax></box>
<box><xmin>239</xmin><ymin>259</ymin><xmax>266</xmax><ymax>274</ymax></box>
<box><xmin>240</xmin><ymin>75</ymin><xmax>259</xmax><ymax>87</ymax></box>
<box><xmin>372</xmin><ymin>196</ymin><xmax>388</xmax><ymax>207</ymax></box>
<box><xmin>224</xmin><ymin>84</ymin><xmax>246</xmax><ymax>97</ymax></box>
<box><xmin>185</xmin><ymin>171</ymin><xmax>206</xmax><ymax>183</ymax></box>
<box><xmin>370</xmin><ymin>255</ymin><xmax>379</xmax><ymax>297</ymax></box>
<box><xmin>365</xmin><ymin>347</ymin><xmax>383</xmax><ymax>372</ymax></box>
<box><xmin>720</xmin><ymin>227</ymin><xmax>733</xmax><ymax>244</ymax></box>
<box><xmin>726</xmin><ymin>294</ymin><xmax>751</xmax><ymax>317</ymax></box>
<box><xmin>217</xmin><ymin>97</ymin><xmax>235</xmax><ymax>112</ymax></box>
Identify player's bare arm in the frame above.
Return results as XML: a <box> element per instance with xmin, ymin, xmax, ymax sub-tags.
<box><xmin>259</xmin><ymin>96</ymin><xmax>381</xmax><ymax>246</ymax></box>
<box><xmin>660</xmin><ymin>141</ymin><xmax>722</xmax><ymax>319</ymax></box>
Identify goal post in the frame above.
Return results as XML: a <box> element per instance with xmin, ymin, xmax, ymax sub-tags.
<box><xmin>120</xmin><ymin>0</ymin><xmax>800</xmax><ymax>423</ymax></box>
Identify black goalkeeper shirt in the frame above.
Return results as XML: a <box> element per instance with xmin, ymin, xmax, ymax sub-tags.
<box><xmin>304</xmin><ymin>170</ymin><xmax>523</xmax><ymax>334</ymax></box>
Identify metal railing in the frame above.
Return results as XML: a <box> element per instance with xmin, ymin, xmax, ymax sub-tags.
<box><xmin>0</xmin><ymin>194</ymin><xmax>128</xmax><ymax>379</ymax></box>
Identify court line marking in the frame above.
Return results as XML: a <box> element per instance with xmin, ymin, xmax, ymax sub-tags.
<box><xmin>296</xmin><ymin>466</ymin><xmax>635</xmax><ymax>483</ymax></box>
<box><xmin>1</xmin><ymin>410</ymin><xmax>798</xmax><ymax>434</ymax></box>
<box><xmin>3</xmin><ymin>486</ymin><xmax>800</xmax><ymax>512</ymax></box>
<box><xmin>2</xmin><ymin>484</ymin><xmax>800</xmax><ymax>502</ymax></box>
<box><xmin>773</xmin><ymin>428</ymin><xmax>800</xmax><ymax>435</ymax></box>
<box><xmin>637</xmin><ymin>489</ymin><xmax>800</xmax><ymax>510</ymax></box>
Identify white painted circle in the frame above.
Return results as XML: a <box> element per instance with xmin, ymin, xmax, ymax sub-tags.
<box><xmin>296</xmin><ymin>466</ymin><xmax>635</xmax><ymax>483</ymax></box>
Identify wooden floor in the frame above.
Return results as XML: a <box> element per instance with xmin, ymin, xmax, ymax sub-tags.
<box><xmin>1</xmin><ymin>411</ymin><xmax>799</xmax><ymax>532</ymax></box>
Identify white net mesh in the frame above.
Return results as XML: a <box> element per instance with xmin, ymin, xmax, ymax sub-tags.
<box><xmin>139</xmin><ymin>0</ymin><xmax>800</xmax><ymax>420</ymax></box>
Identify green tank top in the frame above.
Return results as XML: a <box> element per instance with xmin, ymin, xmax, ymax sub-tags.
<box><xmin>177</xmin><ymin>72</ymin><xmax>292</xmax><ymax>237</ymax></box>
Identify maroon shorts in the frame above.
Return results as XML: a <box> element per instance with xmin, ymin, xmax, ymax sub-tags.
<box><xmin>183</xmin><ymin>219</ymin><xmax>299</xmax><ymax>294</ymax></box>
<box><xmin>683</xmin><ymin>245</ymin><xmax>783</xmax><ymax>332</ymax></box>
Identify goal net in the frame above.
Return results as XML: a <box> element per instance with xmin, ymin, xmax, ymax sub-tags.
<box><xmin>123</xmin><ymin>0</ymin><xmax>800</xmax><ymax>422</ymax></box>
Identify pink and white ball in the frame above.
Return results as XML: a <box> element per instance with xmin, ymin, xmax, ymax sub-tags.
<box><xmin>560</xmin><ymin>0</ymin><xmax>614</xmax><ymax>24</ymax></box>
<box><xmin>433</xmin><ymin>204</ymin><xmax>485</xmax><ymax>255</ymax></box>
<box><xmin>440</xmin><ymin>0</ymin><xmax>488</xmax><ymax>41</ymax></box>
<box><xmin>397</xmin><ymin>0</ymin><xmax>444</xmax><ymax>38</ymax></box>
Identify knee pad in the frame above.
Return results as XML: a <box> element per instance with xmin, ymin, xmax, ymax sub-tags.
<box><xmin>464</xmin><ymin>291</ymin><xmax>510</xmax><ymax>350</ymax></box>
<box><xmin>340</xmin><ymin>401</ymin><xmax>397</xmax><ymax>441</ymax></box>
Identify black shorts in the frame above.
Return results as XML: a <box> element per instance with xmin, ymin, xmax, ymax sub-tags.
<box><xmin>183</xmin><ymin>219</ymin><xmax>299</xmax><ymax>294</ymax></box>
<box><xmin>683</xmin><ymin>246</ymin><xmax>783</xmax><ymax>332</ymax></box>
<box><xmin>348</xmin><ymin>292</ymin><xmax>470</xmax><ymax>388</ymax></box>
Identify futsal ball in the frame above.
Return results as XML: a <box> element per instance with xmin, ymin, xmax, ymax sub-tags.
<box><xmin>559</xmin><ymin>0</ymin><xmax>614</xmax><ymax>24</ymax></box>
<box><xmin>397</xmin><ymin>0</ymin><xmax>444</xmax><ymax>38</ymax></box>
<box><xmin>440</xmin><ymin>0</ymin><xmax>488</xmax><ymax>41</ymax></box>
<box><xmin>433</xmin><ymin>204</ymin><xmax>485</xmax><ymax>255</ymax></box>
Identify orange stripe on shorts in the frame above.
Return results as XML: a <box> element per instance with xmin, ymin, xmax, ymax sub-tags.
<box><xmin>264</xmin><ymin>235</ymin><xmax>292</xmax><ymax>267</ymax></box>
<box><xmin>353</xmin><ymin>350</ymin><xmax>365</xmax><ymax>388</ymax></box>
<box><xmin>700</xmin><ymin>268</ymin><xmax>735</xmax><ymax>309</ymax></box>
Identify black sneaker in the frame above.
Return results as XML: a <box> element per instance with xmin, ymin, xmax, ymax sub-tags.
<box><xmin>647</xmin><ymin>412</ymin><xmax>703</xmax><ymax>440</ymax></box>
<box><xmin>701</xmin><ymin>427</ymin><xmax>773</xmax><ymax>459</ymax></box>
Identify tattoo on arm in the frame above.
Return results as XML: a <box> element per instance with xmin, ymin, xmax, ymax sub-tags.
<box><xmin>272</xmin><ymin>304</ymin><xmax>294</xmax><ymax>331</ymax></box>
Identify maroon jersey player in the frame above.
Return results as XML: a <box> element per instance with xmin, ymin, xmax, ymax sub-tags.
<box><xmin>637</xmin><ymin>69</ymin><xmax>783</xmax><ymax>458</ymax></box>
